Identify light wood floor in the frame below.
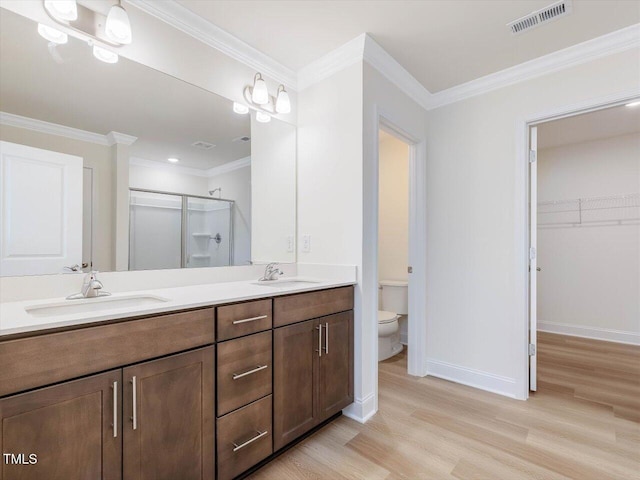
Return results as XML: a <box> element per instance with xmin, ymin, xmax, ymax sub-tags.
<box><xmin>250</xmin><ymin>335</ymin><xmax>640</xmax><ymax>479</ymax></box>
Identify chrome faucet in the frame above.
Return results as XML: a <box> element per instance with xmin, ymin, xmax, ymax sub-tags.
<box><xmin>259</xmin><ymin>263</ymin><xmax>283</xmax><ymax>281</ymax></box>
<box><xmin>66</xmin><ymin>271</ymin><xmax>112</xmax><ymax>300</ymax></box>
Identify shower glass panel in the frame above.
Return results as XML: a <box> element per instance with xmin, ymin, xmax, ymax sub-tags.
<box><xmin>129</xmin><ymin>191</ymin><xmax>182</xmax><ymax>270</ymax></box>
<box><xmin>186</xmin><ymin>197</ymin><xmax>233</xmax><ymax>268</ymax></box>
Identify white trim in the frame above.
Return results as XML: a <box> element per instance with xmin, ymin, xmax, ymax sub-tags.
<box><xmin>297</xmin><ymin>35</ymin><xmax>366</xmax><ymax>91</ymax></box>
<box><xmin>539</xmin><ymin>322</ymin><xmax>640</xmax><ymax>346</ymax></box>
<box><xmin>130</xmin><ymin>155</ymin><xmax>251</xmax><ymax>178</ymax></box>
<box><xmin>342</xmin><ymin>392</ymin><xmax>377</xmax><ymax>424</ymax></box>
<box><xmin>363</xmin><ymin>35</ymin><xmax>431</xmax><ymax>110</ymax></box>
<box><xmin>128</xmin><ymin>0</ymin><xmax>297</xmax><ymax>90</ymax></box>
<box><xmin>426</xmin><ymin>359</ymin><xmax>518</xmax><ymax>398</ymax></box>
<box><xmin>106</xmin><ymin>131</ymin><xmax>138</xmax><ymax>146</ymax></box>
<box><xmin>430</xmin><ymin>24</ymin><xmax>640</xmax><ymax>109</ymax></box>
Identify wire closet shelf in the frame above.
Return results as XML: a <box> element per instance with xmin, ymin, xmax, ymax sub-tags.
<box><xmin>538</xmin><ymin>193</ymin><xmax>640</xmax><ymax>227</ymax></box>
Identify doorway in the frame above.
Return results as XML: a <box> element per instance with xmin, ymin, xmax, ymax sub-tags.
<box><xmin>528</xmin><ymin>101</ymin><xmax>640</xmax><ymax>402</ymax></box>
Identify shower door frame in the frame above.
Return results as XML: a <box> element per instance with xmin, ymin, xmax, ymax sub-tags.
<box><xmin>129</xmin><ymin>188</ymin><xmax>235</xmax><ymax>268</ymax></box>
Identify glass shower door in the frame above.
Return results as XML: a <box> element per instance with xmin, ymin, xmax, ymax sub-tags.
<box><xmin>129</xmin><ymin>191</ymin><xmax>182</xmax><ymax>270</ymax></box>
<box><xmin>185</xmin><ymin>197</ymin><xmax>233</xmax><ymax>268</ymax></box>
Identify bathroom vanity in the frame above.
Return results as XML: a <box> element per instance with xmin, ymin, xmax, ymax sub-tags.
<box><xmin>0</xmin><ymin>283</ymin><xmax>354</xmax><ymax>480</ymax></box>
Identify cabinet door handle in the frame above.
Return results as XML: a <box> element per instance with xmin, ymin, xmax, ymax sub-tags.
<box><xmin>232</xmin><ymin>315</ymin><xmax>267</xmax><ymax>325</ymax></box>
<box><xmin>232</xmin><ymin>364</ymin><xmax>268</xmax><ymax>380</ymax></box>
<box><xmin>324</xmin><ymin>322</ymin><xmax>329</xmax><ymax>354</ymax></box>
<box><xmin>112</xmin><ymin>381</ymin><xmax>118</xmax><ymax>438</ymax></box>
<box><xmin>316</xmin><ymin>324</ymin><xmax>322</xmax><ymax>357</ymax></box>
<box><xmin>232</xmin><ymin>430</ymin><xmax>268</xmax><ymax>452</ymax></box>
<box><xmin>130</xmin><ymin>376</ymin><xmax>137</xmax><ymax>430</ymax></box>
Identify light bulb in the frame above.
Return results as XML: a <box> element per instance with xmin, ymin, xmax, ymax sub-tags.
<box><xmin>93</xmin><ymin>45</ymin><xmax>118</xmax><ymax>64</ymax></box>
<box><xmin>256</xmin><ymin>111</ymin><xmax>271</xmax><ymax>123</ymax></box>
<box><xmin>233</xmin><ymin>102</ymin><xmax>249</xmax><ymax>114</ymax></box>
<box><xmin>44</xmin><ymin>0</ymin><xmax>78</xmax><ymax>21</ymax></box>
<box><xmin>275</xmin><ymin>86</ymin><xmax>291</xmax><ymax>114</ymax></box>
<box><xmin>38</xmin><ymin>24</ymin><xmax>68</xmax><ymax>44</ymax></box>
<box><xmin>105</xmin><ymin>4</ymin><xmax>132</xmax><ymax>45</ymax></box>
<box><xmin>251</xmin><ymin>73</ymin><xmax>269</xmax><ymax>105</ymax></box>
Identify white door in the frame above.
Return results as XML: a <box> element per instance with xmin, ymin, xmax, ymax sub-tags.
<box><xmin>529</xmin><ymin>126</ymin><xmax>538</xmax><ymax>391</ymax></box>
<box><xmin>0</xmin><ymin>141</ymin><xmax>83</xmax><ymax>276</ymax></box>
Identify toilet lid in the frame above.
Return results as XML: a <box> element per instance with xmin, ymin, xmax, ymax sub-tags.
<box><xmin>378</xmin><ymin>310</ymin><xmax>397</xmax><ymax>324</ymax></box>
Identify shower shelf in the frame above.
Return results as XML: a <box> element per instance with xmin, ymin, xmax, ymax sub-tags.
<box><xmin>191</xmin><ymin>254</ymin><xmax>211</xmax><ymax>259</ymax></box>
<box><xmin>538</xmin><ymin>193</ymin><xmax>639</xmax><ymax>226</ymax></box>
<box><xmin>192</xmin><ymin>233</ymin><xmax>213</xmax><ymax>237</ymax></box>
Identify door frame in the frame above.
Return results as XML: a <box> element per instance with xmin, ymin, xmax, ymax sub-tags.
<box><xmin>518</xmin><ymin>89</ymin><xmax>639</xmax><ymax>399</ymax></box>
<box><xmin>365</xmin><ymin>104</ymin><xmax>428</xmax><ymax>413</ymax></box>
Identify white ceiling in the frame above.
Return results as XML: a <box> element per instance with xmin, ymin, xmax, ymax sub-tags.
<box><xmin>538</xmin><ymin>103</ymin><xmax>640</xmax><ymax>148</ymax></box>
<box><xmin>0</xmin><ymin>9</ymin><xmax>251</xmax><ymax>170</ymax></box>
<box><xmin>176</xmin><ymin>0</ymin><xmax>640</xmax><ymax>93</ymax></box>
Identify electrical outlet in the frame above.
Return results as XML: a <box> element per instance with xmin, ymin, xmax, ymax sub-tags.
<box><xmin>286</xmin><ymin>235</ymin><xmax>294</xmax><ymax>253</ymax></box>
<box><xmin>302</xmin><ymin>234</ymin><xmax>311</xmax><ymax>253</ymax></box>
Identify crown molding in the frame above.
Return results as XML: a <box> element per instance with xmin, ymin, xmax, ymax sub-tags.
<box><xmin>0</xmin><ymin>111</ymin><xmax>137</xmax><ymax>146</ymax></box>
<box><xmin>131</xmin><ymin>155</ymin><xmax>251</xmax><ymax>179</ymax></box>
<box><xmin>297</xmin><ymin>34</ymin><xmax>366</xmax><ymax>91</ymax></box>
<box><xmin>429</xmin><ymin>23</ymin><xmax>640</xmax><ymax>109</ymax></box>
<box><xmin>127</xmin><ymin>0</ymin><xmax>297</xmax><ymax>90</ymax></box>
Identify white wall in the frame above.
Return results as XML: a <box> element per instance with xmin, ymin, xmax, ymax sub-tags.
<box><xmin>208</xmin><ymin>166</ymin><xmax>252</xmax><ymax>266</ymax></box>
<box><xmin>424</xmin><ymin>48</ymin><xmax>640</xmax><ymax>398</ymax></box>
<box><xmin>537</xmin><ymin>133</ymin><xmax>640</xmax><ymax>343</ymax></box>
<box><xmin>0</xmin><ymin>124</ymin><xmax>114</xmax><ymax>271</ymax></box>
<box><xmin>129</xmin><ymin>163</ymin><xmax>209</xmax><ymax>196</ymax></box>
<box><xmin>378</xmin><ymin>134</ymin><xmax>409</xmax><ymax>283</ymax></box>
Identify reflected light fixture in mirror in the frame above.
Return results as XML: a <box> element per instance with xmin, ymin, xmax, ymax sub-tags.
<box><xmin>93</xmin><ymin>45</ymin><xmax>118</xmax><ymax>64</ymax></box>
<box><xmin>38</xmin><ymin>23</ymin><xmax>68</xmax><ymax>44</ymax></box>
<box><xmin>233</xmin><ymin>102</ymin><xmax>250</xmax><ymax>114</ymax></box>
<box><xmin>105</xmin><ymin>1</ymin><xmax>132</xmax><ymax>45</ymax></box>
<box><xmin>256</xmin><ymin>111</ymin><xmax>271</xmax><ymax>123</ymax></box>
<box><xmin>44</xmin><ymin>0</ymin><xmax>77</xmax><ymax>21</ymax></box>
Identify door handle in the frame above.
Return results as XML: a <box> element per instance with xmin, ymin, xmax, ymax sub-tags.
<box><xmin>316</xmin><ymin>324</ymin><xmax>322</xmax><ymax>357</ymax></box>
<box><xmin>112</xmin><ymin>381</ymin><xmax>118</xmax><ymax>438</ymax></box>
<box><xmin>130</xmin><ymin>376</ymin><xmax>137</xmax><ymax>430</ymax></box>
<box><xmin>324</xmin><ymin>322</ymin><xmax>329</xmax><ymax>354</ymax></box>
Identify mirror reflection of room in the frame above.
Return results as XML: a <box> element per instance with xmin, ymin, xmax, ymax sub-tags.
<box><xmin>0</xmin><ymin>9</ymin><xmax>296</xmax><ymax>277</ymax></box>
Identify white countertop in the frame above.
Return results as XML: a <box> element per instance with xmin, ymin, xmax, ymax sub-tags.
<box><xmin>0</xmin><ymin>277</ymin><xmax>355</xmax><ymax>338</ymax></box>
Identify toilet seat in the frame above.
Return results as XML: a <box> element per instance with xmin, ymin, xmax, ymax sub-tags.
<box><xmin>378</xmin><ymin>310</ymin><xmax>397</xmax><ymax>324</ymax></box>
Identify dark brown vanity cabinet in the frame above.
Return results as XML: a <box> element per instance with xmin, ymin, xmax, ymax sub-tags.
<box><xmin>273</xmin><ymin>289</ymin><xmax>354</xmax><ymax>451</ymax></box>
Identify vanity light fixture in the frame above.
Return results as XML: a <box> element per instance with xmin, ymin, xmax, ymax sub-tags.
<box><xmin>255</xmin><ymin>111</ymin><xmax>271</xmax><ymax>123</ymax></box>
<box><xmin>251</xmin><ymin>73</ymin><xmax>269</xmax><ymax>105</ymax></box>
<box><xmin>275</xmin><ymin>85</ymin><xmax>291</xmax><ymax>114</ymax></box>
<box><xmin>38</xmin><ymin>23</ymin><xmax>68</xmax><ymax>44</ymax></box>
<box><xmin>44</xmin><ymin>0</ymin><xmax>77</xmax><ymax>21</ymax></box>
<box><xmin>105</xmin><ymin>0</ymin><xmax>132</xmax><ymax>45</ymax></box>
<box><xmin>625</xmin><ymin>100</ymin><xmax>640</xmax><ymax>107</ymax></box>
<box><xmin>167</xmin><ymin>157</ymin><xmax>180</xmax><ymax>163</ymax></box>
<box><xmin>93</xmin><ymin>45</ymin><xmax>118</xmax><ymax>64</ymax></box>
<box><xmin>233</xmin><ymin>102</ymin><xmax>250</xmax><ymax>115</ymax></box>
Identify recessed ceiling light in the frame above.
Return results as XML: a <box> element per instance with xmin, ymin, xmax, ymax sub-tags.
<box><xmin>625</xmin><ymin>101</ymin><xmax>640</xmax><ymax>107</ymax></box>
<box><xmin>167</xmin><ymin>157</ymin><xmax>179</xmax><ymax>163</ymax></box>
<box><xmin>233</xmin><ymin>102</ymin><xmax>250</xmax><ymax>114</ymax></box>
<box><xmin>37</xmin><ymin>24</ymin><xmax>68</xmax><ymax>44</ymax></box>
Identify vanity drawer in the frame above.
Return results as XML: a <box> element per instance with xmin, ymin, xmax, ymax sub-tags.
<box><xmin>217</xmin><ymin>331</ymin><xmax>272</xmax><ymax>416</ymax></box>
<box><xmin>0</xmin><ymin>308</ymin><xmax>215</xmax><ymax>397</ymax></box>
<box><xmin>217</xmin><ymin>395</ymin><xmax>273</xmax><ymax>480</ymax></box>
<box><xmin>273</xmin><ymin>286</ymin><xmax>354</xmax><ymax>327</ymax></box>
<box><xmin>217</xmin><ymin>298</ymin><xmax>272</xmax><ymax>341</ymax></box>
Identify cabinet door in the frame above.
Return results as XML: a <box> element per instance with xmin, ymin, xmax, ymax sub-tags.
<box><xmin>317</xmin><ymin>311</ymin><xmax>354</xmax><ymax>420</ymax></box>
<box><xmin>0</xmin><ymin>370</ymin><xmax>122</xmax><ymax>480</ymax></box>
<box><xmin>273</xmin><ymin>319</ymin><xmax>319</xmax><ymax>451</ymax></box>
<box><xmin>122</xmin><ymin>346</ymin><xmax>214</xmax><ymax>480</ymax></box>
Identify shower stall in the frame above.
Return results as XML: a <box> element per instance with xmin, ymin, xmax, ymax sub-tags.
<box><xmin>129</xmin><ymin>189</ymin><xmax>234</xmax><ymax>271</ymax></box>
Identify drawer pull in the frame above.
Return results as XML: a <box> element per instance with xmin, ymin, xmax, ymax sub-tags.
<box><xmin>232</xmin><ymin>430</ymin><xmax>269</xmax><ymax>452</ymax></box>
<box><xmin>232</xmin><ymin>364</ymin><xmax>268</xmax><ymax>380</ymax></box>
<box><xmin>232</xmin><ymin>315</ymin><xmax>268</xmax><ymax>325</ymax></box>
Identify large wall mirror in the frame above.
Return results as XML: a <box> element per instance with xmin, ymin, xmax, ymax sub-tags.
<box><xmin>0</xmin><ymin>9</ymin><xmax>296</xmax><ymax>277</ymax></box>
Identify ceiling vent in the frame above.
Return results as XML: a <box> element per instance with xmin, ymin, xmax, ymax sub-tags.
<box><xmin>508</xmin><ymin>0</ymin><xmax>572</xmax><ymax>35</ymax></box>
<box><xmin>233</xmin><ymin>136</ymin><xmax>251</xmax><ymax>143</ymax></box>
<box><xmin>191</xmin><ymin>141</ymin><xmax>216</xmax><ymax>150</ymax></box>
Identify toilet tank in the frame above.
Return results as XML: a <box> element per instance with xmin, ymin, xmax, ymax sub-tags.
<box><xmin>380</xmin><ymin>280</ymin><xmax>408</xmax><ymax>315</ymax></box>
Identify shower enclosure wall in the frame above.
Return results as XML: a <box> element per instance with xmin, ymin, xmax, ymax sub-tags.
<box><xmin>129</xmin><ymin>189</ymin><xmax>234</xmax><ymax>271</ymax></box>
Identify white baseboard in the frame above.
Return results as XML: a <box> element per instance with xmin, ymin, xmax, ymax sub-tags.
<box><xmin>425</xmin><ymin>359</ymin><xmax>518</xmax><ymax>399</ymax></box>
<box><xmin>342</xmin><ymin>392</ymin><xmax>377</xmax><ymax>424</ymax></box>
<box><xmin>538</xmin><ymin>321</ymin><xmax>640</xmax><ymax>345</ymax></box>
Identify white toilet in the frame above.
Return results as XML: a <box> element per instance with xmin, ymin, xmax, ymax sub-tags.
<box><xmin>378</xmin><ymin>280</ymin><xmax>408</xmax><ymax>361</ymax></box>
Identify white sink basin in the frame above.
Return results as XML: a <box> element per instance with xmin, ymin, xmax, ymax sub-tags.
<box><xmin>25</xmin><ymin>295</ymin><xmax>170</xmax><ymax>318</ymax></box>
<box><xmin>252</xmin><ymin>279</ymin><xmax>321</xmax><ymax>288</ymax></box>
